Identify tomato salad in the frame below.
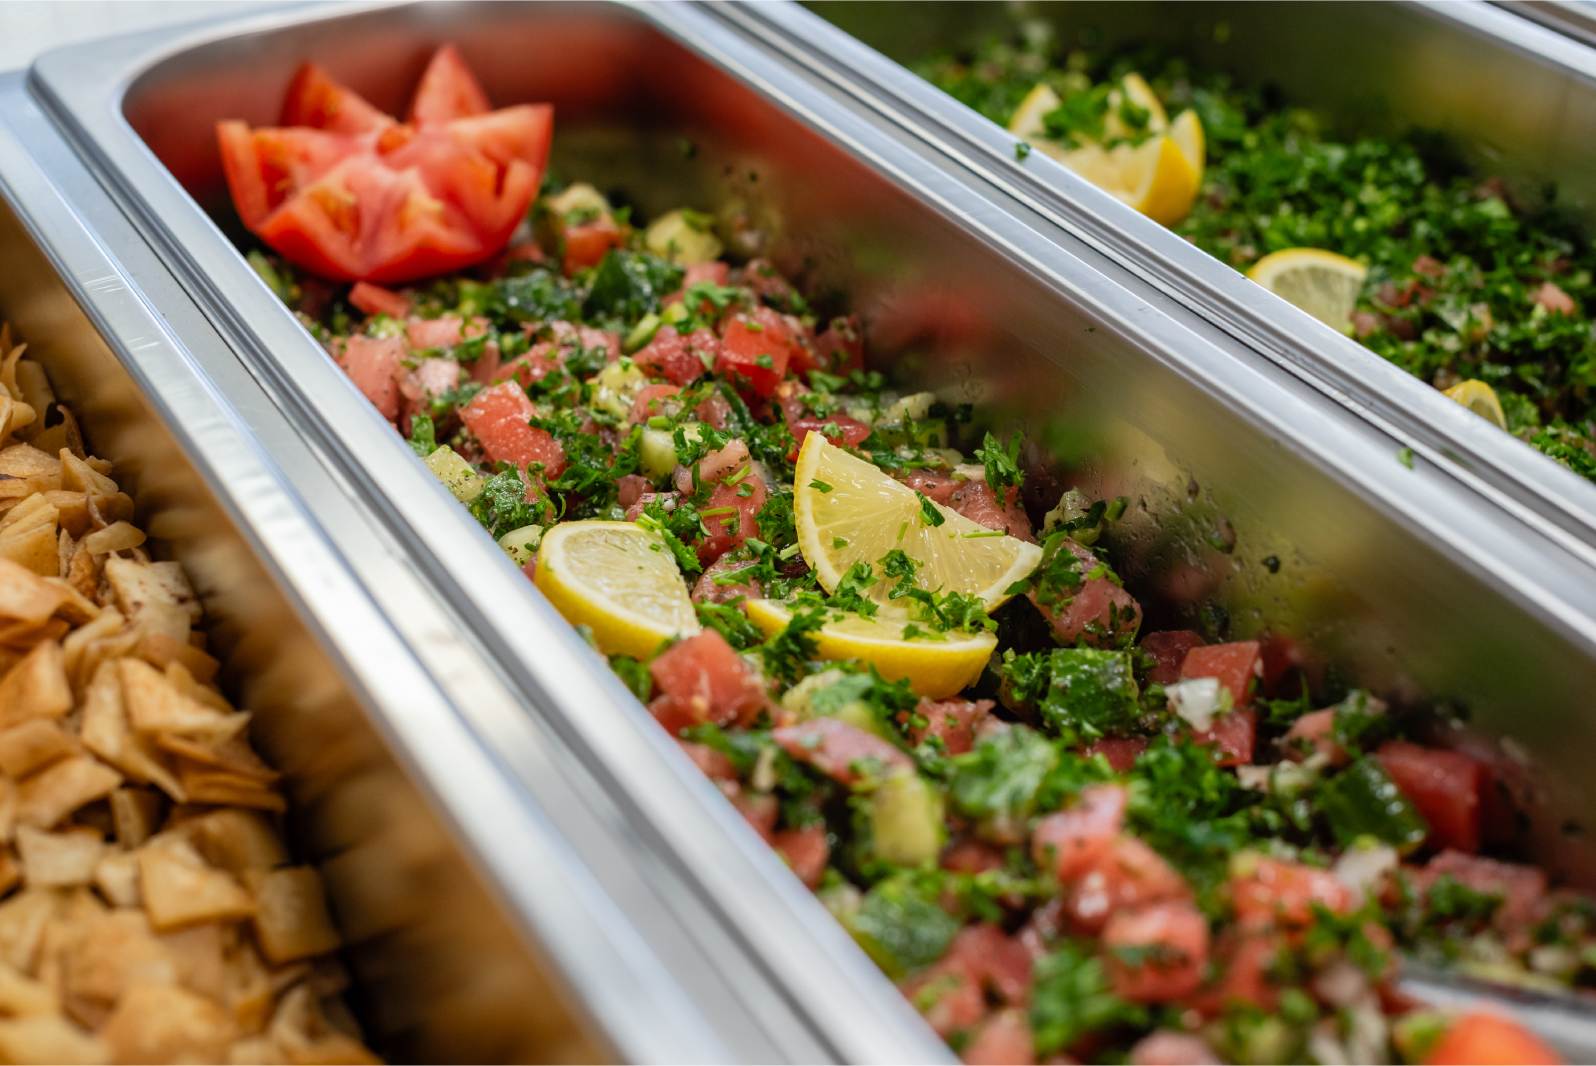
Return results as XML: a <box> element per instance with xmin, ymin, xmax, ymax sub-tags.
<box><xmin>223</xmin><ymin>48</ymin><xmax>1579</xmax><ymax>1065</ymax></box>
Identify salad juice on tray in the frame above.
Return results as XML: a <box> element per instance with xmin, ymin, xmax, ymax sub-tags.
<box><xmin>219</xmin><ymin>43</ymin><xmax>1579</xmax><ymax>1065</ymax></box>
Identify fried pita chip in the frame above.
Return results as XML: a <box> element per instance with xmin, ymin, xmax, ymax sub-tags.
<box><xmin>184</xmin><ymin>809</ymin><xmax>287</xmax><ymax>876</ymax></box>
<box><xmin>0</xmin><ymin>1013</ymin><xmax>108</xmax><ymax>1064</ymax></box>
<box><xmin>0</xmin><ymin>719</ymin><xmax>75</xmax><ymax>778</ymax></box>
<box><xmin>0</xmin><ymin>639</ymin><xmax>71</xmax><ymax>725</ymax></box>
<box><xmin>119</xmin><ymin>658</ymin><xmax>245</xmax><ymax>740</ymax></box>
<box><xmin>137</xmin><ymin>839</ymin><xmax>254</xmax><ymax>931</ymax></box>
<box><xmin>58</xmin><ymin>451</ymin><xmax>117</xmax><ymax>498</ymax></box>
<box><xmin>92</xmin><ymin>850</ymin><xmax>140</xmax><ymax>908</ymax></box>
<box><xmin>248</xmin><ymin>868</ymin><xmax>340</xmax><ymax>966</ymax></box>
<box><xmin>0</xmin><ymin>556</ymin><xmax>68</xmax><ymax>625</ymax></box>
<box><xmin>0</xmin><ymin>888</ymin><xmax>56</xmax><ymax>972</ymax></box>
<box><xmin>0</xmin><ymin>957</ymin><xmax>59</xmax><ymax>1016</ymax></box>
<box><xmin>159</xmin><ymin>731</ymin><xmax>278</xmax><ymax>785</ymax></box>
<box><xmin>17</xmin><ymin>757</ymin><xmax>121</xmax><ymax>829</ymax></box>
<box><xmin>0</xmin><ymin>443</ymin><xmax>59</xmax><ymax>484</ymax></box>
<box><xmin>61</xmin><ymin>909</ymin><xmax>176</xmax><ymax>1007</ymax></box>
<box><xmin>178</xmin><ymin>772</ymin><xmax>286</xmax><ymax>814</ymax></box>
<box><xmin>79</xmin><ymin>662</ymin><xmax>185</xmax><ymax>803</ymax></box>
<box><xmin>17</xmin><ymin>826</ymin><xmax>105</xmax><ymax>888</ymax></box>
<box><xmin>43</xmin><ymin>576</ymin><xmax>99</xmax><ymax>626</ymax></box>
<box><xmin>109</xmin><ymin>788</ymin><xmax>164</xmax><ymax>850</ymax></box>
<box><xmin>159</xmin><ymin>920</ymin><xmax>227</xmax><ymax>1001</ymax></box>
<box><xmin>100</xmin><ymin>982</ymin><xmax>235</xmax><ymax>1065</ymax></box>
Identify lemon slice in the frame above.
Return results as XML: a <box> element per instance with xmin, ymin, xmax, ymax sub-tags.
<box><xmin>743</xmin><ymin>600</ymin><xmax>996</xmax><ymax>699</ymax></box>
<box><xmin>1105</xmin><ymin>73</ymin><xmax>1169</xmax><ymax>140</ymax></box>
<box><xmin>1443</xmin><ymin>380</ymin><xmax>1508</xmax><ymax>430</ymax></box>
<box><xmin>1008</xmin><ymin>82</ymin><xmax>1062</xmax><ymax>141</ymax></box>
<box><xmin>533</xmin><ymin>520</ymin><xmax>700</xmax><ymax>658</ymax></box>
<box><xmin>1246</xmin><ymin>248</ymin><xmax>1369</xmax><ymax>332</ymax></box>
<box><xmin>1168</xmin><ymin>108</ymin><xmax>1205</xmax><ymax>174</ymax></box>
<box><xmin>793</xmin><ymin>433</ymin><xmax>1042</xmax><ymax>609</ymax></box>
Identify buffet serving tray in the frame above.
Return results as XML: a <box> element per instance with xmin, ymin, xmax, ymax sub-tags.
<box><xmin>721</xmin><ymin>0</ymin><xmax>1596</xmax><ymax>560</ymax></box>
<box><xmin>0</xmin><ymin>72</ymin><xmax>792</xmax><ymax>1065</ymax></box>
<box><xmin>23</xmin><ymin>0</ymin><xmax>1596</xmax><ymax>1057</ymax></box>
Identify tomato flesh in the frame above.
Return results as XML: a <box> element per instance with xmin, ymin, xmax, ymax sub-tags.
<box><xmin>460</xmin><ymin>382</ymin><xmax>564</xmax><ymax>476</ymax></box>
<box><xmin>1180</xmin><ymin>641</ymin><xmax>1262</xmax><ymax>708</ymax></box>
<box><xmin>1376</xmin><ymin>740</ymin><xmax>1486</xmax><ymax>853</ymax></box>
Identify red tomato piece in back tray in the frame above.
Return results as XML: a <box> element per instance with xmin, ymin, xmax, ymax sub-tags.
<box><xmin>218</xmin><ymin>45</ymin><xmax>553</xmax><ymax>284</ymax></box>
<box><xmin>349</xmin><ymin>281</ymin><xmax>411</xmax><ymax>319</ymax></box>
<box><xmin>1179</xmin><ymin>641</ymin><xmax>1262</xmax><ymax>707</ymax></box>
<box><xmin>773</xmin><ymin>718</ymin><xmax>913</xmax><ymax>787</ymax></box>
<box><xmin>1376</xmin><ymin>740</ymin><xmax>1486</xmax><ymax>853</ymax></box>
<box><xmin>1193</xmin><ymin>707</ymin><xmax>1257</xmax><ymax>767</ymax></box>
<box><xmin>717</xmin><ymin>306</ymin><xmax>794</xmax><ymax>398</ymax></box>
<box><xmin>460</xmin><ymin>382</ymin><xmax>565</xmax><ymax>476</ymax></box>
<box><xmin>1140</xmin><ymin>630</ymin><xmax>1204</xmax><ymax>685</ymax></box>
<box><xmin>1423</xmin><ymin>1011</ymin><xmax>1559</xmax><ymax>1066</ymax></box>
<box><xmin>337</xmin><ymin>335</ymin><xmax>404</xmax><ymax>422</ymax></box>
<box><xmin>634</xmin><ymin>325</ymin><xmax>712</xmax><ymax>386</ymax></box>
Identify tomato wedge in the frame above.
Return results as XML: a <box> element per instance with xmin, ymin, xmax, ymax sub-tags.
<box><xmin>218</xmin><ymin>45</ymin><xmax>552</xmax><ymax>284</ymax></box>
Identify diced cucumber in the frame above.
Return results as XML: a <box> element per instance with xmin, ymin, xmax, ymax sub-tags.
<box><xmin>1319</xmin><ymin>757</ymin><xmax>1429</xmax><ymax>854</ymax></box>
<box><xmin>847</xmin><ymin>875</ymin><xmax>959</xmax><ymax>979</ymax></box>
<box><xmin>639</xmin><ymin>421</ymin><xmax>704</xmax><ymax>480</ymax></box>
<box><xmin>661</xmin><ymin>300</ymin><xmax>691</xmax><ymax>326</ymax></box>
<box><xmin>869</xmin><ymin>771</ymin><xmax>945</xmax><ymax>867</ymax></box>
<box><xmin>644</xmin><ymin>208</ymin><xmax>724</xmax><ymax>265</ymax></box>
<box><xmin>497</xmin><ymin>524</ymin><xmax>543</xmax><ymax>566</ymax></box>
<box><xmin>424</xmin><ymin>446</ymin><xmax>485</xmax><ymax>503</ymax></box>
<box><xmin>546</xmin><ymin>182</ymin><xmax>610</xmax><ymax>220</ymax></box>
<box><xmin>623</xmin><ymin>312</ymin><xmax>663</xmax><ymax>354</ymax></box>
<box><xmin>590</xmin><ymin>358</ymin><xmax>646</xmax><ymax>420</ymax></box>
<box><xmin>883</xmin><ymin>391</ymin><xmax>937</xmax><ymax>422</ymax></box>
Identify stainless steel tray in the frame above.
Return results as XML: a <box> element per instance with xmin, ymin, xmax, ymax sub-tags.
<box><xmin>722</xmin><ymin>0</ymin><xmax>1596</xmax><ymax>559</ymax></box>
<box><xmin>23</xmin><ymin>0</ymin><xmax>1596</xmax><ymax>1057</ymax></box>
<box><xmin>0</xmin><ymin>72</ymin><xmax>796</xmax><ymax>1066</ymax></box>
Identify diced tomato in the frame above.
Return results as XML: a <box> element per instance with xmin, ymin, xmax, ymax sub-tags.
<box><xmin>962</xmin><ymin>1009</ymin><xmax>1035</xmax><ymax>1066</ymax></box>
<box><xmin>905</xmin><ymin>697</ymin><xmax>993</xmax><ymax>756</ymax></box>
<box><xmin>1083</xmin><ymin>736</ymin><xmax>1148</xmax><ymax>772</ymax></box>
<box><xmin>1032</xmin><ymin>784</ymin><xmax>1128</xmax><ymax>883</ymax></box>
<box><xmin>1282</xmin><ymin>708</ymin><xmax>1346</xmax><ymax>766</ymax></box>
<box><xmin>628</xmin><ymin>383</ymin><xmax>680</xmax><ymax>424</ymax></box>
<box><xmin>634</xmin><ymin>326</ymin><xmax>714</xmax><ymax>386</ymax></box>
<box><xmin>1129</xmin><ymin>1031</ymin><xmax>1221</xmax><ymax>1066</ymax></box>
<box><xmin>1198</xmin><ymin>930</ymin><xmax>1282</xmax><ymax>1013</ymax></box>
<box><xmin>740</xmin><ymin>258</ymin><xmax>798</xmax><ymax>305</ymax></box>
<box><xmin>616</xmin><ymin>474</ymin><xmax>651</xmax><ymax>510</ymax></box>
<box><xmin>1140</xmin><ymin>630</ymin><xmax>1204</xmax><ymax>685</ymax></box>
<box><xmin>460</xmin><ymin>382</ymin><xmax>565</xmax><ymax>476</ymax></box>
<box><xmin>408</xmin><ymin>44</ymin><xmax>490</xmax><ymax>125</ymax></box>
<box><xmin>1029</xmin><ymin>539</ymin><xmax>1143</xmax><ymax>648</ymax></box>
<box><xmin>406</xmin><ymin>315</ymin><xmax>465</xmax><ymax>350</ymax></box>
<box><xmin>1067</xmin><ymin>837</ymin><xmax>1190</xmax><ymax>934</ymax></box>
<box><xmin>496</xmin><ymin>346</ymin><xmax>562</xmax><ymax>389</ymax></box>
<box><xmin>1179</xmin><ymin>641</ymin><xmax>1262</xmax><ymax>708</ymax></box>
<box><xmin>676</xmin><ymin>739</ymin><xmax>736</xmax><ymax>782</ymax></box>
<box><xmin>1376</xmin><ymin>741</ymin><xmax>1485</xmax><ymax>854</ymax></box>
<box><xmin>942</xmin><ymin>839</ymin><xmax>1007</xmax><ymax>877</ymax></box>
<box><xmin>647</xmin><ymin>630</ymin><xmax>766</xmax><ymax>733</ymax></box>
<box><xmin>349</xmin><ymin>281</ymin><xmax>411</xmax><ymax>318</ymax></box>
<box><xmin>1258</xmin><ymin>633</ymin><xmax>1309</xmax><ymax>695</ymax></box>
<box><xmin>695</xmin><ymin>392</ymin><xmax>734</xmax><ymax>431</ymax></box>
<box><xmin>808</xmin><ymin>315</ymin><xmax>866</xmax><ymax>375</ymax></box>
<box><xmin>727</xmin><ymin>785</ymin><xmax>778</xmax><ymax>841</ymax></box>
<box><xmin>1418</xmin><ymin>851</ymin><xmax>1548</xmax><ymax>933</ymax></box>
<box><xmin>1193</xmin><ymin>707</ymin><xmax>1256</xmax><ymax>767</ymax></box>
<box><xmin>1103</xmin><ymin>901</ymin><xmax>1210</xmax><ymax>1003</ymax></box>
<box><xmin>1423</xmin><ymin>1011</ymin><xmax>1559</xmax><ymax>1065</ymax></box>
<box><xmin>948</xmin><ymin>923</ymin><xmax>1034</xmax><ymax>1005</ymax></box>
<box><xmin>677</xmin><ymin>439</ymin><xmax>752</xmax><ymax>493</ymax></box>
<box><xmin>1532</xmin><ymin>281</ymin><xmax>1577</xmax><ymax>316</ymax></box>
<box><xmin>900</xmin><ymin>956</ymin><xmax>984</xmax><ymax>1039</ymax></box>
<box><xmin>717</xmin><ymin>306</ymin><xmax>795</xmax><ymax>398</ymax></box>
<box><xmin>218</xmin><ymin>47</ymin><xmax>552</xmax><ymax>284</ymax></box>
<box><xmin>773</xmin><ymin>825</ymin><xmax>830</xmax><ymax>889</ymax></box>
<box><xmin>1231</xmin><ymin>856</ymin><xmax>1352</xmax><ymax>931</ymax></box>
<box><xmin>697</xmin><ymin>476</ymin><xmax>767</xmax><ymax>565</ymax></box>
<box><xmin>337</xmin><ymin>335</ymin><xmax>404</xmax><ymax>422</ymax></box>
<box><xmin>772</xmin><ymin>718</ymin><xmax>912</xmax><ymax>787</ymax></box>
<box><xmin>691</xmin><ymin>553</ymin><xmax>762</xmax><ymax>606</ymax></box>
<box><xmin>399</xmin><ymin>357</ymin><xmax>462</xmax><ymax>426</ymax></box>
<box><xmin>786</xmin><ymin>414</ymin><xmax>871</xmax><ymax>458</ymax></box>
<box><xmin>899</xmin><ymin>469</ymin><xmax>959</xmax><ymax>504</ymax></box>
<box><xmin>946</xmin><ymin>481</ymin><xmax>1034</xmax><ymax>541</ymax></box>
<box><xmin>562</xmin><ymin>216</ymin><xmax>626</xmax><ymax>275</ymax></box>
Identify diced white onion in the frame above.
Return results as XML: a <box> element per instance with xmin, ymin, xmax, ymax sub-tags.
<box><xmin>1166</xmin><ymin>676</ymin><xmax>1226</xmax><ymax>733</ymax></box>
<box><xmin>1331</xmin><ymin>841</ymin><xmax>1397</xmax><ymax>901</ymax></box>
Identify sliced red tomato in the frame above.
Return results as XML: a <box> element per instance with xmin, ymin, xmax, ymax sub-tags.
<box><xmin>634</xmin><ymin>326</ymin><xmax>713</xmax><ymax>386</ymax></box>
<box><xmin>946</xmin><ymin>481</ymin><xmax>1033</xmax><ymax>541</ymax></box>
<box><xmin>1230</xmin><ymin>856</ymin><xmax>1351</xmax><ymax>931</ymax></box>
<box><xmin>408</xmin><ymin>44</ymin><xmax>490</xmax><ymax>125</ymax></box>
<box><xmin>1028</xmin><ymin>538</ymin><xmax>1142</xmax><ymax>648</ymax></box>
<box><xmin>406</xmin><ymin>315</ymin><xmax>465</xmax><ymax>350</ymax></box>
<box><xmin>647</xmin><ymin>630</ymin><xmax>765</xmax><ymax>732</ymax></box>
<box><xmin>1196</xmin><ymin>930</ymin><xmax>1282</xmax><ymax>1014</ymax></box>
<box><xmin>1179</xmin><ymin>641</ymin><xmax>1262</xmax><ymax>708</ymax></box>
<box><xmin>772</xmin><ymin>718</ymin><xmax>912</xmax><ymax>787</ymax></box>
<box><xmin>460</xmin><ymin>382</ymin><xmax>564</xmax><ymax>476</ymax></box>
<box><xmin>1083</xmin><ymin>736</ymin><xmax>1148</xmax><ymax>772</ymax></box>
<box><xmin>786</xmin><ymin>414</ymin><xmax>871</xmax><ymax>458</ymax></box>
<box><xmin>772</xmin><ymin>826</ymin><xmax>830</xmax><ymax>889</ymax></box>
<box><xmin>337</xmin><ymin>335</ymin><xmax>403</xmax><ymax>422</ymax></box>
<box><xmin>562</xmin><ymin>217</ymin><xmax>626</xmax><ymax>275</ymax></box>
<box><xmin>1193</xmin><ymin>707</ymin><xmax>1257</xmax><ymax>767</ymax></box>
<box><xmin>1423</xmin><ymin>1011</ymin><xmax>1559</xmax><ymax>1066</ymax></box>
<box><xmin>1031</xmin><ymin>784</ymin><xmax>1127</xmax><ymax>882</ymax></box>
<box><xmin>628</xmin><ymin>383</ymin><xmax>681</xmax><ymax>425</ymax></box>
<box><xmin>218</xmin><ymin>46</ymin><xmax>553</xmax><ymax>284</ymax></box>
<box><xmin>1376</xmin><ymin>741</ymin><xmax>1486</xmax><ymax>853</ymax></box>
<box><xmin>904</xmin><ymin>697</ymin><xmax>993</xmax><ymax>756</ymax></box>
<box><xmin>697</xmin><ymin>475</ymin><xmax>767</xmax><ymax>566</ymax></box>
<box><xmin>1419</xmin><ymin>851</ymin><xmax>1548</xmax><ymax>933</ymax></box>
<box><xmin>1066</xmin><ymin>837</ymin><xmax>1190</xmax><ymax>934</ymax></box>
<box><xmin>948</xmin><ymin>923</ymin><xmax>1034</xmax><ymax>1005</ymax></box>
<box><xmin>349</xmin><ymin>281</ymin><xmax>411</xmax><ymax>319</ymax></box>
<box><xmin>1102</xmin><ymin>900</ymin><xmax>1210</xmax><ymax>1003</ymax></box>
<box><xmin>900</xmin><ymin>955</ymin><xmax>984</xmax><ymax>1040</ymax></box>
<box><xmin>716</xmin><ymin>306</ymin><xmax>795</xmax><ymax>398</ymax></box>
<box><xmin>1282</xmin><ymin>708</ymin><xmax>1347</xmax><ymax>766</ymax></box>
<box><xmin>961</xmin><ymin>1008</ymin><xmax>1034</xmax><ymax>1066</ymax></box>
<box><xmin>1140</xmin><ymin>630</ymin><xmax>1204</xmax><ymax>685</ymax></box>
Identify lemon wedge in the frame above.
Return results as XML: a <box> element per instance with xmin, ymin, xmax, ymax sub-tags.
<box><xmin>792</xmin><ymin>433</ymin><xmax>1042</xmax><ymax>610</ymax></box>
<box><xmin>1443</xmin><ymin>379</ymin><xmax>1508</xmax><ymax>430</ymax></box>
<box><xmin>1246</xmin><ymin>248</ymin><xmax>1369</xmax><ymax>332</ymax></box>
<box><xmin>533</xmin><ymin>520</ymin><xmax>700</xmax><ymax>658</ymax></box>
<box><xmin>1105</xmin><ymin>73</ymin><xmax>1169</xmax><ymax>140</ymax></box>
<box><xmin>1008</xmin><ymin>82</ymin><xmax>1062</xmax><ymax>141</ymax></box>
<box><xmin>743</xmin><ymin>600</ymin><xmax>996</xmax><ymax>699</ymax></box>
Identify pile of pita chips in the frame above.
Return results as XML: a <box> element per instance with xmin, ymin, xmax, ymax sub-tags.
<box><xmin>0</xmin><ymin>327</ymin><xmax>375</xmax><ymax>1064</ymax></box>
